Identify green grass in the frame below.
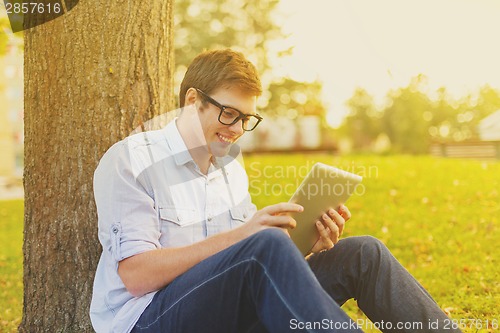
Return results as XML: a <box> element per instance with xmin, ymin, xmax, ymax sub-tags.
<box><xmin>1</xmin><ymin>155</ymin><xmax>499</xmax><ymax>332</ymax></box>
<box><xmin>245</xmin><ymin>154</ymin><xmax>499</xmax><ymax>333</ymax></box>
<box><xmin>0</xmin><ymin>200</ymin><xmax>23</xmax><ymax>333</ymax></box>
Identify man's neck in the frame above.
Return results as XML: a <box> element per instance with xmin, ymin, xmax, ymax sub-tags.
<box><xmin>176</xmin><ymin>116</ymin><xmax>212</xmax><ymax>175</ymax></box>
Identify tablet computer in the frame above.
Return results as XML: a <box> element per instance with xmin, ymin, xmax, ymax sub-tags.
<box><xmin>288</xmin><ymin>162</ymin><xmax>363</xmax><ymax>255</ymax></box>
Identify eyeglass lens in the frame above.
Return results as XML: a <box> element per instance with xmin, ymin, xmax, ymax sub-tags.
<box><xmin>219</xmin><ymin>108</ymin><xmax>259</xmax><ymax>130</ymax></box>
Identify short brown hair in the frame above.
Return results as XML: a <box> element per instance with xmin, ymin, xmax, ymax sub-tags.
<box><xmin>179</xmin><ymin>49</ymin><xmax>262</xmax><ymax>107</ymax></box>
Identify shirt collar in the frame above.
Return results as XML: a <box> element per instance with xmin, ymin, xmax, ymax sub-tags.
<box><xmin>162</xmin><ymin>118</ymin><xmax>241</xmax><ymax>176</ymax></box>
<box><xmin>163</xmin><ymin>118</ymin><xmax>194</xmax><ymax>166</ymax></box>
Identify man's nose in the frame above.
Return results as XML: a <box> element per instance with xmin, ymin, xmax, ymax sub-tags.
<box><xmin>228</xmin><ymin>119</ymin><xmax>244</xmax><ymax>135</ymax></box>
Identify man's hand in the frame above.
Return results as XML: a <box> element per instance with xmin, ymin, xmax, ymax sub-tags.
<box><xmin>240</xmin><ymin>202</ymin><xmax>303</xmax><ymax>237</ymax></box>
<box><xmin>310</xmin><ymin>205</ymin><xmax>351</xmax><ymax>253</ymax></box>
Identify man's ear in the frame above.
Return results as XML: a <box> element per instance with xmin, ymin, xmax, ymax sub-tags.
<box><xmin>184</xmin><ymin>88</ymin><xmax>198</xmax><ymax>106</ymax></box>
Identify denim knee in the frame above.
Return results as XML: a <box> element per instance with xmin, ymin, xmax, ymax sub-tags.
<box><xmin>336</xmin><ymin>236</ymin><xmax>389</xmax><ymax>267</ymax></box>
<box><xmin>250</xmin><ymin>228</ymin><xmax>294</xmax><ymax>248</ymax></box>
<box><xmin>358</xmin><ymin>235</ymin><xmax>387</xmax><ymax>255</ymax></box>
<box><xmin>245</xmin><ymin>228</ymin><xmax>301</xmax><ymax>258</ymax></box>
<box><xmin>353</xmin><ymin>236</ymin><xmax>390</xmax><ymax>271</ymax></box>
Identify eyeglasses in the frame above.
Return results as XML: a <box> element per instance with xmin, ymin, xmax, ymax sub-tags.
<box><xmin>195</xmin><ymin>88</ymin><xmax>263</xmax><ymax>131</ymax></box>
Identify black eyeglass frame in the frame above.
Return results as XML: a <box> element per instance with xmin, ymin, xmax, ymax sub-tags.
<box><xmin>195</xmin><ymin>88</ymin><xmax>263</xmax><ymax>131</ymax></box>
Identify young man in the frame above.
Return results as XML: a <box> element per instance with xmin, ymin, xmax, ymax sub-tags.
<box><xmin>90</xmin><ymin>49</ymin><xmax>461</xmax><ymax>333</ymax></box>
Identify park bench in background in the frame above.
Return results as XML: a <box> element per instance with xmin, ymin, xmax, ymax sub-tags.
<box><xmin>430</xmin><ymin>141</ymin><xmax>500</xmax><ymax>161</ymax></box>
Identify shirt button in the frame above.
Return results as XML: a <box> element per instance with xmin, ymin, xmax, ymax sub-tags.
<box><xmin>112</xmin><ymin>226</ymin><xmax>119</xmax><ymax>234</ymax></box>
<box><xmin>207</xmin><ymin>216</ymin><xmax>212</xmax><ymax>222</ymax></box>
<box><xmin>243</xmin><ymin>213</ymin><xmax>247</xmax><ymax>219</ymax></box>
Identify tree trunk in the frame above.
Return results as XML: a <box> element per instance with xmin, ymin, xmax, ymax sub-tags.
<box><xmin>21</xmin><ymin>1</ymin><xmax>174</xmax><ymax>331</ymax></box>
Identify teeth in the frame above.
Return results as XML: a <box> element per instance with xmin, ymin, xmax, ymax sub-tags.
<box><xmin>218</xmin><ymin>134</ymin><xmax>233</xmax><ymax>143</ymax></box>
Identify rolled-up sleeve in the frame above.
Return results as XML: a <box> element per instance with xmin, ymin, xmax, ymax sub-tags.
<box><xmin>94</xmin><ymin>141</ymin><xmax>160</xmax><ymax>263</ymax></box>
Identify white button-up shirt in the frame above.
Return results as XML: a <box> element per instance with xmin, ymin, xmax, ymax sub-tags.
<box><xmin>90</xmin><ymin>119</ymin><xmax>257</xmax><ymax>333</ymax></box>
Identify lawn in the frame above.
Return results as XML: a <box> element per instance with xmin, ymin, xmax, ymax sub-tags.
<box><xmin>245</xmin><ymin>154</ymin><xmax>499</xmax><ymax>332</ymax></box>
<box><xmin>1</xmin><ymin>155</ymin><xmax>499</xmax><ymax>332</ymax></box>
<box><xmin>0</xmin><ymin>200</ymin><xmax>23</xmax><ymax>333</ymax></box>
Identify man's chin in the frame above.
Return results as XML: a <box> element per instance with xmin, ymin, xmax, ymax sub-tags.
<box><xmin>209</xmin><ymin>142</ymin><xmax>232</xmax><ymax>157</ymax></box>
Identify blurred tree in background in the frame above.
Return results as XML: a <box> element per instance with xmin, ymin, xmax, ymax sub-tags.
<box><xmin>342</xmin><ymin>88</ymin><xmax>382</xmax><ymax>151</ymax></box>
<box><xmin>173</xmin><ymin>0</ymin><xmax>500</xmax><ymax>153</ymax></box>
<box><xmin>266</xmin><ymin>78</ymin><xmax>326</xmax><ymax>119</ymax></box>
<box><xmin>340</xmin><ymin>75</ymin><xmax>500</xmax><ymax>154</ymax></box>
<box><xmin>381</xmin><ymin>75</ymin><xmax>433</xmax><ymax>153</ymax></box>
<box><xmin>174</xmin><ymin>0</ymin><xmax>282</xmax><ymax>76</ymax></box>
<box><xmin>174</xmin><ymin>0</ymin><xmax>328</xmax><ymax>125</ymax></box>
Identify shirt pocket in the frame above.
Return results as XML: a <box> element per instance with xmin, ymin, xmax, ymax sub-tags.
<box><xmin>159</xmin><ymin>206</ymin><xmax>199</xmax><ymax>226</ymax></box>
<box><xmin>229</xmin><ymin>204</ymin><xmax>256</xmax><ymax>228</ymax></box>
<box><xmin>158</xmin><ymin>206</ymin><xmax>199</xmax><ymax>247</ymax></box>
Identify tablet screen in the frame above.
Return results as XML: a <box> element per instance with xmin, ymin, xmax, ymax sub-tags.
<box><xmin>288</xmin><ymin>163</ymin><xmax>363</xmax><ymax>255</ymax></box>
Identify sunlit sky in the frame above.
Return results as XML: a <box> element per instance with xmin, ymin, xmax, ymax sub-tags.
<box><xmin>270</xmin><ymin>0</ymin><xmax>500</xmax><ymax>127</ymax></box>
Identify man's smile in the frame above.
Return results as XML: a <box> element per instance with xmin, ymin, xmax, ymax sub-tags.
<box><xmin>217</xmin><ymin>133</ymin><xmax>236</xmax><ymax>144</ymax></box>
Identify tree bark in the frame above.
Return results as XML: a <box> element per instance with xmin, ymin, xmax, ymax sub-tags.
<box><xmin>21</xmin><ymin>1</ymin><xmax>174</xmax><ymax>331</ymax></box>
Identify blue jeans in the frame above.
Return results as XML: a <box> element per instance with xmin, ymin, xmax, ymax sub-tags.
<box><xmin>131</xmin><ymin>229</ymin><xmax>460</xmax><ymax>332</ymax></box>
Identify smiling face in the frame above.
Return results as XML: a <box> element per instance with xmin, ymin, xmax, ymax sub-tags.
<box><xmin>177</xmin><ymin>50</ymin><xmax>262</xmax><ymax>174</ymax></box>
<box><xmin>196</xmin><ymin>86</ymin><xmax>257</xmax><ymax>157</ymax></box>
